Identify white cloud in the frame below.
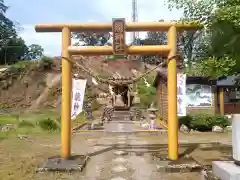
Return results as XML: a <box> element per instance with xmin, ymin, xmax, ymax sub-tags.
<box><xmin>19</xmin><ymin>0</ymin><xmax>183</xmax><ymax>56</ymax></box>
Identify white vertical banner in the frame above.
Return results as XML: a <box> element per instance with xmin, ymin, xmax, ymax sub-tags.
<box><xmin>177</xmin><ymin>73</ymin><xmax>187</xmax><ymax>116</ymax></box>
<box><xmin>71</xmin><ymin>78</ymin><xmax>87</xmax><ymax>120</ymax></box>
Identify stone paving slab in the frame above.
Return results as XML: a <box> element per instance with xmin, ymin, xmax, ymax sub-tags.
<box><xmin>36</xmin><ymin>155</ymin><xmax>89</xmax><ymax>172</ymax></box>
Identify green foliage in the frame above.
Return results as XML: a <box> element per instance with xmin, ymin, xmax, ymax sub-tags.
<box><xmin>26</xmin><ymin>44</ymin><xmax>44</xmax><ymax>59</ymax></box>
<box><xmin>18</xmin><ymin>120</ymin><xmax>35</xmax><ymax>128</ymax></box>
<box><xmin>190</xmin><ymin>114</ymin><xmax>213</xmax><ymax>131</ymax></box>
<box><xmin>72</xmin><ymin>32</ymin><xmax>110</xmax><ymax>46</ymax></box>
<box><xmin>166</xmin><ymin>0</ymin><xmax>240</xmax><ymax>76</ymax></box>
<box><xmin>38</xmin><ymin>118</ymin><xmax>60</xmax><ymax>131</ymax></box>
<box><xmin>179</xmin><ymin>113</ymin><xmax>230</xmax><ymax>131</ymax></box>
<box><xmin>40</xmin><ymin>56</ymin><xmax>54</xmax><ymax>69</ymax></box>
<box><xmin>0</xmin><ymin>1</ymin><xmax>44</xmax><ymax>65</ymax></box>
<box><xmin>0</xmin><ymin>37</ymin><xmax>28</xmax><ymax>64</ymax></box>
<box><xmin>187</xmin><ymin>56</ymin><xmax>236</xmax><ymax>79</ymax></box>
<box><xmin>136</xmin><ymin>73</ymin><xmax>156</xmax><ymax>108</ymax></box>
<box><xmin>179</xmin><ymin>115</ymin><xmax>192</xmax><ymax>127</ymax></box>
<box><xmin>11</xmin><ymin>60</ymin><xmax>31</xmax><ymax>69</ymax></box>
<box><xmin>211</xmin><ymin>115</ymin><xmax>230</xmax><ymax>128</ymax></box>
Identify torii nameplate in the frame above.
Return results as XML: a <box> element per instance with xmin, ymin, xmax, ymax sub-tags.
<box><xmin>112</xmin><ymin>18</ymin><xmax>126</xmax><ymax>55</ymax></box>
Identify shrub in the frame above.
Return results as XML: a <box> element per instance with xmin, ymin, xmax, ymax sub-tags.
<box><xmin>211</xmin><ymin>115</ymin><xmax>230</xmax><ymax>128</ymax></box>
<box><xmin>136</xmin><ymin>73</ymin><xmax>156</xmax><ymax>108</ymax></box>
<box><xmin>179</xmin><ymin>115</ymin><xmax>192</xmax><ymax>127</ymax></box>
<box><xmin>38</xmin><ymin>118</ymin><xmax>60</xmax><ymax>131</ymax></box>
<box><xmin>18</xmin><ymin>120</ymin><xmax>35</xmax><ymax>128</ymax></box>
<box><xmin>12</xmin><ymin>60</ymin><xmax>31</xmax><ymax>69</ymax></box>
<box><xmin>188</xmin><ymin>114</ymin><xmax>230</xmax><ymax>132</ymax></box>
<box><xmin>40</xmin><ymin>56</ymin><xmax>55</xmax><ymax>69</ymax></box>
<box><xmin>190</xmin><ymin>114</ymin><xmax>213</xmax><ymax>131</ymax></box>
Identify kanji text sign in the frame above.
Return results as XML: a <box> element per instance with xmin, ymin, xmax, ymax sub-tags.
<box><xmin>112</xmin><ymin>18</ymin><xmax>126</xmax><ymax>55</ymax></box>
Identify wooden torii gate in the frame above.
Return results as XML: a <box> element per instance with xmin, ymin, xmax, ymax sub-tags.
<box><xmin>35</xmin><ymin>19</ymin><xmax>200</xmax><ymax>161</ymax></box>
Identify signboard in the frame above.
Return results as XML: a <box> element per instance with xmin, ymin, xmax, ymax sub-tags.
<box><xmin>177</xmin><ymin>73</ymin><xmax>187</xmax><ymax>116</ymax></box>
<box><xmin>185</xmin><ymin>84</ymin><xmax>213</xmax><ymax>107</ymax></box>
<box><xmin>71</xmin><ymin>78</ymin><xmax>87</xmax><ymax>120</ymax></box>
<box><xmin>112</xmin><ymin>18</ymin><xmax>126</xmax><ymax>55</ymax></box>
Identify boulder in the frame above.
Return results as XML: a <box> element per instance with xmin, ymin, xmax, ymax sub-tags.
<box><xmin>141</xmin><ymin>123</ymin><xmax>150</xmax><ymax>129</ymax></box>
<box><xmin>212</xmin><ymin>126</ymin><xmax>223</xmax><ymax>133</ymax></box>
<box><xmin>224</xmin><ymin>125</ymin><xmax>232</xmax><ymax>132</ymax></box>
<box><xmin>180</xmin><ymin>124</ymin><xmax>189</xmax><ymax>133</ymax></box>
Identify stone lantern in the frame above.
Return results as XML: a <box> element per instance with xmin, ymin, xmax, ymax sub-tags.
<box><xmin>147</xmin><ymin>105</ymin><xmax>158</xmax><ymax>130</ymax></box>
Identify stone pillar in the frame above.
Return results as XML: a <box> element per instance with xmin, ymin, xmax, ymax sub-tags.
<box><xmin>149</xmin><ymin>114</ymin><xmax>156</xmax><ymax>130</ymax></box>
<box><xmin>232</xmin><ymin>114</ymin><xmax>240</xmax><ymax>165</ymax></box>
<box><xmin>148</xmin><ymin>106</ymin><xmax>157</xmax><ymax>130</ymax></box>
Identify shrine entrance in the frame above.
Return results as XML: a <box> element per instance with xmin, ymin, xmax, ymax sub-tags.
<box><xmin>35</xmin><ymin>19</ymin><xmax>200</xmax><ymax>161</ymax></box>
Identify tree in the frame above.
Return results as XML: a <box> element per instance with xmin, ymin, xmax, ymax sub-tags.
<box><xmin>0</xmin><ymin>0</ymin><xmax>7</xmax><ymax>13</ymax></box>
<box><xmin>72</xmin><ymin>32</ymin><xmax>110</xmax><ymax>46</ymax></box>
<box><xmin>0</xmin><ymin>1</ymin><xmax>17</xmax><ymax>47</ymax></box>
<box><xmin>0</xmin><ymin>0</ymin><xmax>29</xmax><ymax>64</ymax></box>
<box><xmin>0</xmin><ymin>37</ymin><xmax>28</xmax><ymax>64</ymax></box>
<box><xmin>26</xmin><ymin>44</ymin><xmax>44</xmax><ymax>59</ymax></box>
<box><xmin>140</xmin><ymin>19</ymin><xmax>208</xmax><ymax>68</ymax></box>
<box><xmin>166</xmin><ymin>0</ymin><xmax>240</xmax><ymax>77</ymax></box>
<box><xmin>140</xmin><ymin>20</ymin><xmax>168</xmax><ymax>65</ymax></box>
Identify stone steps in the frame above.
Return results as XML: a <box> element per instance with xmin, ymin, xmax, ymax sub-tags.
<box><xmin>111</xmin><ymin>110</ymin><xmax>132</xmax><ymax>122</ymax></box>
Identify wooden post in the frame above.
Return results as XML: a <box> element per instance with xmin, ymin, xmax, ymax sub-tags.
<box><xmin>61</xmin><ymin>27</ymin><xmax>72</xmax><ymax>159</ymax></box>
<box><xmin>219</xmin><ymin>88</ymin><xmax>224</xmax><ymax>115</ymax></box>
<box><xmin>167</xmin><ymin>26</ymin><xmax>178</xmax><ymax>160</ymax></box>
<box><xmin>214</xmin><ymin>86</ymin><xmax>218</xmax><ymax>114</ymax></box>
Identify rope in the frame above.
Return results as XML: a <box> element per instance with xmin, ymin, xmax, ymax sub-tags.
<box><xmin>61</xmin><ymin>55</ymin><xmax>177</xmax><ymax>86</ymax></box>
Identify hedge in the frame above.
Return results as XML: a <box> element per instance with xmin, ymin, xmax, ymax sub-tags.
<box><xmin>179</xmin><ymin>114</ymin><xmax>230</xmax><ymax>132</ymax></box>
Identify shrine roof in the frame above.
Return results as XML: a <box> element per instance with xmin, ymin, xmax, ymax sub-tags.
<box><xmin>217</xmin><ymin>75</ymin><xmax>240</xmax><ymax>88</ymax></box>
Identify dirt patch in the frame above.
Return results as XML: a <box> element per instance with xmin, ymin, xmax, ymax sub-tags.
<box><xmin>0</xmin><ymin>66</ymin><xmax>59</xmax><ymax>110</ymax></box>
<box><xmin>0</xmin><ymin>135</ymin><xmax>60</xmax><ymax>180</ymax></box>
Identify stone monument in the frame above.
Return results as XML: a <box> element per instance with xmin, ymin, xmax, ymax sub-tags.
<box><xmin>210</xmin><ymin>114</ymin><xmax>240</xmax><ymax>180</ymax></box>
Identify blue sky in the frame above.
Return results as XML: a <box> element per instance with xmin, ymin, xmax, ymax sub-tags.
<box><xmin>5</xmin><ymin>0</ymin><xmax>183</xmax><ymax>56</ymax></box>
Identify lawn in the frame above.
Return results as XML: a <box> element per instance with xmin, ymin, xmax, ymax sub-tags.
<box><xmin>0</xmin><ymin>109</ymin><xmax>93</xmax><ymax>180</ymax></box>
<box><xmin>0</xmin><ymin>111</ymin><xmax>60</xmax><ymax>180</ymax></box>
<box><xmin>0</xmin><ymin>110</ymin><xmax>59</xmax><ymax>139</ymax></box>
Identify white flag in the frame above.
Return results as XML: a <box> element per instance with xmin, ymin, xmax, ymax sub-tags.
<box><xmin>71</xmin><ymin>78</ymin><xmax>87</xmax><ymax>120</ymax></box>
<box><xmin>177</xmin><ymin>73</ymin><xmax>187</xmax><ymax>116</ymax></box>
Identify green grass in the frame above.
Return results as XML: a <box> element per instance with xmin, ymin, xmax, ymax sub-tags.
<box><xmin>0</xmin><ymin>111</ymin><xmax>60</xmax><ymax>139</ymax></box>
<box><xmin>0</xmin><ymin>110</ymin><xmax>90</xmax><ymax>139</ymax></box>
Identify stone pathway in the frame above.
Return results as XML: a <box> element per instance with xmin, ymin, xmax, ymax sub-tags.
<box><xmin>70</xmin><ymin>119</ymin><xmax>212</xmax><ymax>179</ymax></box>
<box><xmin>72</xmin><ymin>117</ymin><xmax>169</xmax><ymax>180</ymax></box>
<box><xmin>104</xmin><ymin>119</ymin><xmax>144</xmax><ymax>133</ymax></box>
<box><xmin>79</xmin><ymin>133</ymin><xmax>162</xmax><ymax>180</ymax></box>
